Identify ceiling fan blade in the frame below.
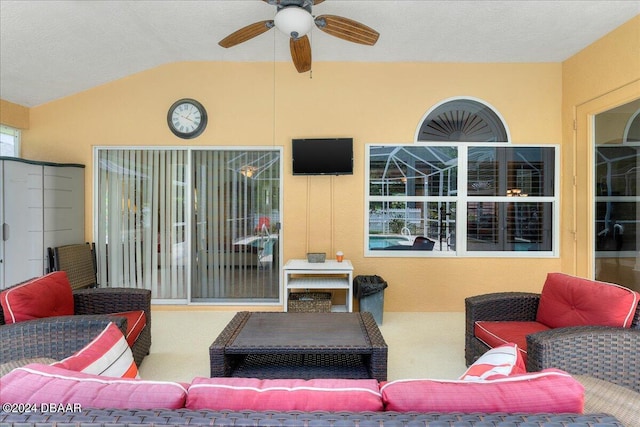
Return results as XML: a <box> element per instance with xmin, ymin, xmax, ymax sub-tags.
<box><xmin>290</xmin><ymin>35</ymin><xmax>312</xmax><ymax>73</ymax></box>
<box><xmin>219</xmin><ymin>20</ymin><xmax>274</xmax><ymax>48</ymax></box>
<box><xmin>315</xmin><ymin>15</ymin><xmax>379</xmax><ymax>46</ymax></box>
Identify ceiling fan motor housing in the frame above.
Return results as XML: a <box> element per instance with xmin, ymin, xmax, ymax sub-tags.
<box><xmin>274</xmin><ymin>6</ymin><xmax>314</xmax><ymax>39</ymax></box>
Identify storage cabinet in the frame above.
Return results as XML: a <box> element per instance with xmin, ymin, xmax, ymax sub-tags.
<box><xmin>0</xmin><ymin>157</ymin><xmax>84</xmax><ymax>289</ymax></box>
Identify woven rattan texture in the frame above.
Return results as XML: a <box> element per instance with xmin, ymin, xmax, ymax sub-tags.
<box><xmin>0</xmin><ymin>315</ymin><xmax>126</xmax><ymax>364</ymax></box>
<box><xmin>230</xmin><ymin>353</ymin><xmax>372</xmax><ymax>379</ymax></box>
<box><xmin>210</xmin><ymin>312</ymin><xmax>387</xmax><ymax>381</ymax></box>
<box><xmin>576</xmin><ymin>375</ymin><xmax>640</xmax><ymax>427</ymax></box>
<box><xmin>288</xmin><ymin>292</ymin><xmax>332</xmax><ymax>312</ymax></box>
<box><xmin>465</xmin><ymin>291</ymin><xmax>640</xmax><ymax>394</ymax></box>
<box><xmin>0</xmin><ymin>409</ymin><xmax>624</xmax><ymax>426</ymax></box>
<box><xmin>54</xmin><ymin>244</ymin><xmax>97</xmax><ymax>290</ymax></box>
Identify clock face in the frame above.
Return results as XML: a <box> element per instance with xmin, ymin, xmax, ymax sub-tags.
<box><xmin>167</xmin><ymin>99</ymin><xmax>207</xmax><ymax>139</ymax></box>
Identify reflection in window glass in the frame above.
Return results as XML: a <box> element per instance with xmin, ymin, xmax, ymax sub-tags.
<box><xmin>368</xmin><ymin>201</ymin><xmax>456</xmax><ymax>252</ymax></box>
<box><xmin>369</xmin><ymin>146</ymin><xmax>458</xmax><ymax>197</ymax></box>
<box><xmin>595</xmin><ymin>145</ymin><xmax>639</xmax><ymax>253</ymax></box>
<box><xmin>468</xmin><ymin>147</ymin><xmax>555</xmax><ymax>197</ymax></box>
<box><xmin>366</xmin><ymin>144</ymin><xmax>558</xmax><ymax>256</ymax></box>
<box><xmin>593</xmin><ymin>100</ymin><xmax>639</xmax><ymax>291</ymax></box>
<box><xmin>467</xmin><ymin>202</ymin><xmax>553</xmax><ymax>252</ymax></box>
<box><xmin>368</xmin><ymin>145</ymin><xmax>458</xmax><ymax>254</ymax></box>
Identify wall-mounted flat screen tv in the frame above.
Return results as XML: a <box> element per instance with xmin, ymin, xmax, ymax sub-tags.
<box><xmin>292</xmin><ymin>138</ymin><xmax>353</xmax><ymax>175</ymax></box>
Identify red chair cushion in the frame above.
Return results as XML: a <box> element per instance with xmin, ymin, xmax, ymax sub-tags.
<box><xmin>474</xmin><ymin>321</ymin><xmax>550</xmax><ymax>362</ymax></box>
<box><xmin>0</xmin><ymin>272</ymin><xmax>74</xmax><ymax>324</ymax></box>
<box><xmin>112</xmin><ymin>310</ymin><xmax>146</xmax><ymax>347</ymax></box>
<box><xmin>536</xmin><ymin>273</ymin><xmax>640</xmax><ymax>328</ymax></box>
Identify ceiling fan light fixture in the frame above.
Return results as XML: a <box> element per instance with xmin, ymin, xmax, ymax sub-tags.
<box><xmin>274</xmin><ymin>7</ymin><xmax>314</xmax><ymax>39</ymax></box>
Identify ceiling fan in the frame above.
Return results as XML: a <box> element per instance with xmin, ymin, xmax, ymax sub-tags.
<box><xmin>219</xmin><ymin>0</ymin><xmax>380</xmax><ymax>73</ymax></box>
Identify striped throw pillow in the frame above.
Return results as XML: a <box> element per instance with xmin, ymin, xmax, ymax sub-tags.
<box><xmin>459</xmin><ymin>342</ymin><xmax>525</xmax><ymax>381</ymax></box>
<box><xmin>52</xmin><ymin>322</ymin><xmax>139</xmax><ymax>378</ymax></box>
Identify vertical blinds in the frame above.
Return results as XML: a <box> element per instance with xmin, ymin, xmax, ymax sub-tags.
<box><xmin>192</xmin><ymin>150</ymin><xmax>280</xmax><ymax>301</ymax></box>
<box><xmin>97</xmin><ymin>149</ymin><xmax>187</xmax><ymax>299</ymax></box>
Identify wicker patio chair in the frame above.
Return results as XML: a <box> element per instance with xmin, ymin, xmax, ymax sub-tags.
<box><xmin>46</xmin><ymin>242</ymin><xmax>152</xmax><ymax>366</ymax></box>
<box><xmin>0</xmin><ymin>314</ymin><xmax>128</xmax><ymax>364</ymax></box>
<box><xmin>465</xmin><ymin>291</ymin><xmax>640</xmax><ymax>393</ymax></box>
<box><xmin>0</xmin><ymin>243</ymin><xmax>151</xmax><ymax>366</ymax></box>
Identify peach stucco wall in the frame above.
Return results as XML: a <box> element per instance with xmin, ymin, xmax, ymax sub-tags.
<box><xmin>0</xmin><ymin>99</ymin><xmax>29</xmax><ymax>130</ymax></box>
<box><xmin>16</xmin><ymin>62</ymin><xmax>562</xmax><ymax>311</ymax></box>
<box><xmin>2</xmin><ymin>15</ymin><xmax>637</xmax><ymax>311</ymax></box>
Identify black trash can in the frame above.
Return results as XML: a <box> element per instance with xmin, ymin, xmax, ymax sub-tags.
<box><xmin>354</xmin><ymin>275</ymin><xmax>388</xmax><ymax>325</ymax></box>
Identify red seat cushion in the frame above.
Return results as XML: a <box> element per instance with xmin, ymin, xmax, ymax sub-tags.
<box><xmin>381</xmin><ymin>369</ymin><xmax>584</xmax><ymax>414</ymax></box>
<box><xmin>0</xmin><ymin>272</ymin><xmax>74</xmax><ymax>324</ymax></box>
<box><xmin>474</xmin><ymin>321</ymin><xmax>550</xmax><ymax>362</ymax></box>
<box><xmin>186</xmin><ymin>378</ymin><xmax>383</xmax><ymax>412</ymax></box>
<box><xmin>1</xmin><ymin>363</ymin><xmax>187</xmax><ymax>410</ymax></box>
<box><xmin>112</xmin><ymin>310</ymin><xmax>146</xmax><ymax>347</ymax></box>
<box><xmin>536</xmin><ymin>273</ymin><xmax>640</xmax><ymax>328</ymax></box>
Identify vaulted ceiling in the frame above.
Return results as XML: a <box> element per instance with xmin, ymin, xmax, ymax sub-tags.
<box><xmin>1</xmin><ymin>0</ymin><xmax>638</xmax><ymax>107</ymax></box>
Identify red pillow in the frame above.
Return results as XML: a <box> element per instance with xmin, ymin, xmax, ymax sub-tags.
<box><xmin>536</xmin><ymin>273</ymin><xmax>640</xmax><ymax>328</ymax></box>
<box><xmin>0</xmin><ymin>272</ymin><xmax>73</xmax><ymax>324</ymax></box>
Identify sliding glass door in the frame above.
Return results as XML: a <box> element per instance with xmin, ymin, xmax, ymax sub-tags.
<box><xmin>95</xmin><ymin>147</ymin><xmax>281</xmax><ymax>304</ymax></box>
<box><xmin>191</xmin><ymin>150</ymin><xmax>280</xmax><ymax>302</ymax></box>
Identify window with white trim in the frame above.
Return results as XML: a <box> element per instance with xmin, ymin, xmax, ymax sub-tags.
<box><xmin>365</xmin><ymin>98</ymin><xmax>559</xmax><ymax>257</ymax></box>
<box><xmin>366</xmin><ymin>144</ymin><xmax>559</xmax><ymax>256</ymax></box>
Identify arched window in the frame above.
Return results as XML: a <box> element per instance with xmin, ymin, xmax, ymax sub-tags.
<box><xmin>415</xmin><ymin>98</ymin><xmax>510</xmax><ymax>142</ymax></box>
<box><xmin>365</xmin><ymin>97</ymin><xmax>559</xmax><ymax>257</ymax></box>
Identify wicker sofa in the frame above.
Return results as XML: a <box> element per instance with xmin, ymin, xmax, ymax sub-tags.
<box><xmin>0</xmin><ymin>409</ymin><xmax>623</xmax><ymax>426</ymax></box>
<box><xmin>0</xmin><ymin>274</ymin><xmax>151</xmax><ymax>366</ymax></box>
<box><xmin>465</xmin><ymin>273</ymin><xmax>640</xmax><ymax>394</ymax></box>
<box><xmin>0</xmin><ymin>362</ymin><xmax>627</xmax><ymax>426</ymax></box>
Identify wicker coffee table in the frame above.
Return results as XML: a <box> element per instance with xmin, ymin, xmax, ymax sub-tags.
<box><xmin>209</xmin><ymin>311</ymin><xmax>387</xmax><ymax>381</ymax></box>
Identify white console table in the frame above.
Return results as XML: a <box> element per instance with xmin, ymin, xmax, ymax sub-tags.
<box><xmin>283</xmin><ymin>259</ymin><xmax>354</xmax><ymax>312</ymax></box>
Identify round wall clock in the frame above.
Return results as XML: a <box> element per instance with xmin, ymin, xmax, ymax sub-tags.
<box><xmin>167</xmin><ymin>98</ymin><xmax>207</xmax><ymax>139</ymax></box>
